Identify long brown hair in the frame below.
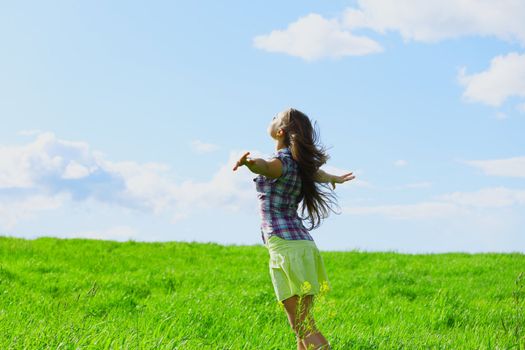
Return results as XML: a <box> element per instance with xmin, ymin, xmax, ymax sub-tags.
<box><xmin>281</xmin><ymin>108</ymin><xmax>341</xmax><ymax>230</ymax></box>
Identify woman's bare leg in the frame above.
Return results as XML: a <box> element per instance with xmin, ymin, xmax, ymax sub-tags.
<box><xmin>302</xmin><ymin>331</ymin><xmax>331</xmax><ymax>349</ymax></box>
<box><xmin>282</xmin><ymin>295</ymin><xmax>307</xmax><ymax>349</ymax></box>
<box><xmin>282</xmin><ymin>295</ymin><xmax>331</xmax><ymax>349</ymax></box>
<box><xmin>296</xmin><ymin>336</ymin><xmax>307</xmax><ymax>350</ymax></box>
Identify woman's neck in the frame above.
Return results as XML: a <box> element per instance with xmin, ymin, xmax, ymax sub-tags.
<box><xmin>275</xmin><ymin>139</ymin><xmax>287</xmax><ymax>151</ymax></box>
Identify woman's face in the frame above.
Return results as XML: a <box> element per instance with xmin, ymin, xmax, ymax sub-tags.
<box><xmin>267</xmin><ymin>110</ymin><xmax>287</xmax><ymax>139</ymax></box>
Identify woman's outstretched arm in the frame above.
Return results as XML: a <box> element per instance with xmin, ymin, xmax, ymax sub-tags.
<box><xmin>314</xmin><ymin>169</ymin><xmax>356</xmax><ymax>189</ymax></box>
<box><xmin>232</xmin><ymin>151</ymin><xmax>282</xmax><ymax>179</ymax></box>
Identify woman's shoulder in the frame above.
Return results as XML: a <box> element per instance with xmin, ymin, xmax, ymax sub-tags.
<box><xmin>276</xmin><ymin>148</ymin><xmax>300</xmax><ymax>177</ymax></box>
<box><xmin>274</xmin><ymin>147</ymin><xmax>293</xmax><ymax>159</ymax></box>
<box><xmin>274</xmin><ymin>148</ymin><xmax>295</xmax><ymax>165</ymax></box>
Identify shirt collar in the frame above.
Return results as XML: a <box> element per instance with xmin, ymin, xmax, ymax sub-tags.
<box><xmin>277</xmin><ymin>147</ymin><xmax>290</xmax><ymax>153</ymax></box>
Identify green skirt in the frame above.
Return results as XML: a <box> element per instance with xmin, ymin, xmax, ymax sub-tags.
<box><xmin>265</xmin><ymin>235</ymin><xmax>331</xmax><ymax>302</ymax></box>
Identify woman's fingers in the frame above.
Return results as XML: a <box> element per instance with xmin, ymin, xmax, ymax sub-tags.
<box><xmin>232</xmin><ymin>152</ymin><xmax>251</xmax><ymax>171</ymax></box>
<box><xmin>342</xmin><ymin>172</ymin><xmax>355</xmax><ymax>182</ymax></box>
<box><xmin>331</xmin><ymin>172</ymin><xmax>356</xmax><ymax>186</ymax></box>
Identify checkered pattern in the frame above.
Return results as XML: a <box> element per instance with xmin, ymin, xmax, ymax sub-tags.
<box><xmin>253</xmin><ymin>147</ymin><xmax>314</xmax><ymax>244</ymax></box>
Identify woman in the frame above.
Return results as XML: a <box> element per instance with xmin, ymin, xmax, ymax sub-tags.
<box><xmin>233</xmin><ymin>108</ymin><xmax>355</xmax><ymax>349</ymax></box>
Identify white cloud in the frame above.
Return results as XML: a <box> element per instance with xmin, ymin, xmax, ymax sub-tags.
<box><xmin>253</xmin><ymin>13</ymin><xmax>383</xmax><ymax>61</ymax></box>
<box><xmin>342</xmin><ymin>2</ymin><xmax>525</xmax><ymax>108</ymax></box>
<box><xmin>394</xmin><ymin>159</ymin><xmax>407</xmax><ymax>167</ymax></box>
<box><xmin>17</xmin><ymin>129</ymin><xmax>45</xmax><ymax>137</ymax></box>
<box><xmin>62</xmin><ymin>160</ymin><xmax>93</xmax><ymax>179</ymax></box>
<box><xmin>254</xmin><ymin>2</ymin><xmax>525</xmax><ymax>108</ymax></box>
<box><xmin>435</xmin><ymin>187</ymin><xmax>525</xmax><ymax>208</ymax></box>
<box><xmin>0</xmin><ymin>132</ymin><xmax>258</xmax><ymax>228</ymax></box>
<box><xmin>0</xmin><ymin>148</ymin><xmax>34</xmax><ymax>189</ymax></box>
<box><xmin>342</xmin><ymin>0</ymin><xmax>525</xmax><ymax>45</ymax></box>
<box><xmin>256</xmin><ymin>1</ymin><xmax>525</xmax><ymax>61</ymax></box>
<box><xmin>463</xmin><ymin>156</ymin><xmax>525</xmax><ymax>178</ymax></box>
<box><xmin>0</xmin><ymin>131</ymin><xmax>103</xmax><ymax>189</ymax></box>
<box><xmin>343</xmin><ymin>157</ymin><xmax>525</xmax><ymax>220</ymax></box>
<box><xmin>0</xmin><ymin>192</ymin><xmax>70</xmax><ymax>229</ymax></box>
<box><xmin>458</xmin><ymin>52</ymin><xmax>525</xmax><ymax>107</ymax></box>
<box><xmin>345</xmin><ymin>186</ymin><xmax>525</xmax><ymax>220</ymax></box>
<box><xmin>517</xmin><ymin>102</ymin><xmax>525</xmax><ymax>113</ymax></box>
<box><xmin>167</xmin><ymin>150</ymin><xmax>259</xmax><ymax>222</ymax></box>
<box><xmin>345</xmin><ymin>201</ymin><xmax>463</xmax><ymax>220</ymax></box>
<box><xmin>191</xmin><ymin>139</ymin><xmax>219</xmax><ymax>154</ymax></box>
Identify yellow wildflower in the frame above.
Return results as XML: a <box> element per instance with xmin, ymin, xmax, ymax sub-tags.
<box><xmin>320</xmin><ymin>281</ymin><xmax>330</xmax><ymax>294</ymax></box>
<box><xmin>301</xmin><ymin>280</ymin><xmax>312</xmax><ymax>294</ymax></box>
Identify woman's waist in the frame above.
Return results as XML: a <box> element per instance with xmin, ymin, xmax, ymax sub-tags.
<box><xmin>256</xmin><ymin>193</ymin><xmax>300</xmax><ymax>206</ymax></box>
<box><xmin>258</xmin><ymin>204</ymin><xmax>300</xmax><ymax>214</ymax></box>
<box><xmin>264</xmin><ymin>233</ymin><xmax>316</xmax><ymax>250</ymax></box>
<box><xmin>260</xmin><ymin>215</ymin><xmax>306</xmax><ymax>227</ymax></box>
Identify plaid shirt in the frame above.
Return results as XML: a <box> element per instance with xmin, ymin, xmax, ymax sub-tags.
<box><xmin>253</xmin><ymin>147</ymin><xmax>314</xmax><ymax>244</ymax></box>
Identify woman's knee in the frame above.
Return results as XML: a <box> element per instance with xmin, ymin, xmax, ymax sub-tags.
<box><xmin>283</xmin><ymin>294</ymin><xmax>317</xmax><ymax>334</ymax></box>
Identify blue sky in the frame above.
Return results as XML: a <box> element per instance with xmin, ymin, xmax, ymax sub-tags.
<box><xmin>1</xmin><ymin>1</ymin><xmax>524</xmax><ymax>253</ymax></box>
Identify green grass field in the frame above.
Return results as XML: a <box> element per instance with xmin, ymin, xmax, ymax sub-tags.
<box><xmin>0</xmin><ymin>235</ymin><xmax>524</xmax><ymax>349</ymax></box>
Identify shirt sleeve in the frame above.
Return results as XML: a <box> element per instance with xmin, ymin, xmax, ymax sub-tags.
<box><xmin>267</xmin><ymin>151</ymin><xmax>289</xmax><ymax>183</ymax></box>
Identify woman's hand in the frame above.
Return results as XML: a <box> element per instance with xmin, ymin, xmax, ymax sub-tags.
<box><xmin>232</xmin><ymin>151</ymin><xmax>255</xmax><ymax>171</ymax></box>
<box><xmin>330</xmin><ymin>172</ymin><xmax>355</xmax><ymax>190</ymax></box>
